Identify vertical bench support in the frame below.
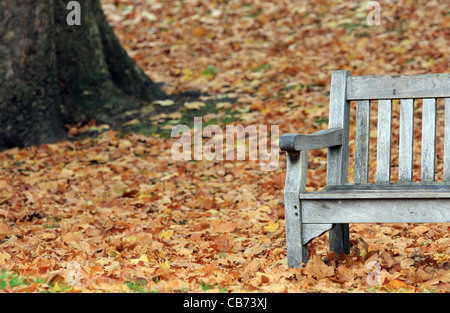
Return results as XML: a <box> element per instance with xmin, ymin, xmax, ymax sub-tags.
<box><xmin>327</xmin><ymin>70</ymin><xmax>351</xmax><ymax>256</ymax></box>
<box><xmin>284</xmin><ymin>150</ymin><xmax>308</xmax><ymax>268</ymax></box>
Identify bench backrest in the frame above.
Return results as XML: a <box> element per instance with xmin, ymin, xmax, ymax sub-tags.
<box><xmin>328</xmin><ymin>71</ymin><xmax>450</xmax><ymax>185</ymax></box>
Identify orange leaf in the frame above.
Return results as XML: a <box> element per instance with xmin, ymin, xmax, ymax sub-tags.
<box><xmin>386</xmin><ymin>278</ymin><xmax>408</xmax><ymax>290</ymax></box>
<box><xmin>203</xmin><ymin>261</ymin><xmax>217</xmax><ymax>276</ymax></box>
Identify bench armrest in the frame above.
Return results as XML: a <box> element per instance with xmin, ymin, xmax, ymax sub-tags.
<box><xmin>280</xmin><ymin>128</ymin><xmax>343</xmax><ymax>152</ymax></box>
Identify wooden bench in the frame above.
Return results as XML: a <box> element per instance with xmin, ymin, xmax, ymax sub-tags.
<box><xmin>280</xmin><ymin>70</ymin><xmax>450</xmax><ymax>268</ymax></box>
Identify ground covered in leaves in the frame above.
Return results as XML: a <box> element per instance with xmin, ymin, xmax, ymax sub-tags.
<box><xmin>0</xmin><ymin>0</ymin><xmax>449</xmax><ymax>292</ymax></box>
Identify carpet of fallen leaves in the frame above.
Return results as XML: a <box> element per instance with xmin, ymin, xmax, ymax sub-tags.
<box><xmin>0</xmin><ymin>0</ymin><xmax>449</xmax><ymax>293</ymax></box>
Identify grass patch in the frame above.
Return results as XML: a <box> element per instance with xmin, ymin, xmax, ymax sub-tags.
<box><xmin>126</xmin><ymin>279</ymin><xmax>149</xmax><ymax>293</ymax></box>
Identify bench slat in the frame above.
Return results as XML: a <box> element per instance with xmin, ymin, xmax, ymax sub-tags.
<box><xmin>376</xmin><ymin>100</ymin><xmax>392</xmax><ymax>183</ymax></box>
<box><xmin>399</xmin><ymin>99</ymin><xmax>415</xmax><ymax>182</ymax></box>
<box><xmin>355</xmin><ymin>100</ymin><xmax>371</xmax><ymax>183</ymax></box>
<box><xmin>444</xmin><ymin>98</ymin><xmax>450</xmax><ymax>182</ymax></box>
<box><xmin>322</xmin><ymin>182</ymin><xmax>450</xmax><ymax>191</ymax></box>
<box><xmin>421</xmin><ymin>98</ymin><xmax>437</xmax><ymax>182</ymax></box>
<box><xmin>301</xmin><ymin>190</ymin><xmax>450</xmax><ymax>200</ymax></box>
<box><xmin>346</xmin><ymin>73</ymin><xmax>450</xmax><ymax>100</ymax></box>
<box><xmin>302</xmin><ymin>199</ymin><xmax>450</xmax><ymax>223</ymax></box>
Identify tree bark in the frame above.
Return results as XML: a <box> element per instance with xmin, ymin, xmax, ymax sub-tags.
<box><xmin>0</xmin><ymin>0</ymin><xmax>165</xmax><ymax>150</ymax></box>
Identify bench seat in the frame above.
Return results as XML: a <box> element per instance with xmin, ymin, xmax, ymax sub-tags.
<box><xmin>300</xmin><ymin>184</ymin><xmax>450</xmax><ymax>224</ymax></box>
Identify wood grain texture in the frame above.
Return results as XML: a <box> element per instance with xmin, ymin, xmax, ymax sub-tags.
<box><xmin>355</xmin><ymin>100</ymin><xmax>371</xmax><ymax>183</ymax></box>
<box><xmin>399</xmin><ymin>99</ymin><xmax>414</xmax><ymax>182</ymax></box>
<box><xmin>445</xmin><ymin>98</ymin><xmax>450</xmax><ymax>182</ymax></box>
<box><xmin>302</xmin><ymin>199</ymin><xmax>450</xmax><ymax>223</ymax></box>
<box><xmin>283</xmin><ymin>151</ymin><xmax>308</xmax><ymax>268</ymax></box>
<box><xmin>279</xmin><ymin>129</ymin><xmax>343</xmax><ymax>152</ymax></box>
<box><xmin>346</xmin><ymin>73</ymin><xmax>450</xmax><ymax>100</ymax></box>
<box><xmin>421</xmin><ymin>98</ymin><xmax>437</xmax><ymax>182</ymax></box>
<box><xmin>376</xmin><ymin>100</ymin><xmax>392</xmax><ymax>183</ymax></box>
<box><xmin>327</xmin><ymin>70</ymin><xmax>350</xmax><ymax>186</ymax></box>
<box><xmin>326</xmin><ymin>70</ymin><xmax>351</xmax><ymax>257</ymax></box>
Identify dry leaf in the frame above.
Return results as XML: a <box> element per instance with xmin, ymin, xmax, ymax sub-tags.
<box><xmin>152</xmin><ymin>99</ymin><xmax>175</xmax><ymax>106</ymax></box>
<box><xmin>263</xmin><ymin>220</ymin><xmax>279</xmax><ymax>233</ymax></box>
<box><xmin>184</xmin><ymin>101</ymin><xmax>206</xmax><ymax>110</ymax></box>
<box><xmin>303</xmin><ymin>255</ymin><xmax>334</xmax><ymax>280</ymax></box>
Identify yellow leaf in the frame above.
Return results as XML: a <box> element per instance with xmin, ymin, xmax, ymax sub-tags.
<box><xmin>0</xmin><ymin>252</ymin><xmax>11</xmax><ymax>265</ymax></box>
<box><xmin>184</xmin><ymin>101</ymin><xmax>205</xmax><ymax>110</ymax></box>
<box><xmin>158</xmin><ymin>230</ymin><xmax>173</xmax><ymax>240</ymax></box>
<box><xmin>263</xmin><ymin>220</ymin><xmax>279</xmax><ymax>233</ymax></box>
<box><xmin>359</xmin><ymin>238</ymin><xmax>369</xmax><ymax>260</ymax></box>
<box><xmin>52</xmin><ymin>282</ymin><xmax>62</xmax><ymax>292</ymax></box>
<box><xmin>261</xmin><ymin>107</ymin><xmax>271</xmax><ymax>115</ymax></box>
<box><xmin>152</xmin><ymin>99</ymin><xmax>175</xmax><ymax>106</ymax></box>
<box><xmin>305</xmin><ymin>104</ymin><xmax>320</xmax><ymax>114</ymax></box>
<box><xmin>106</xmin><ymin>248</ymin><xmax>120</xmax><ymax>257</ymax></box>
<box><xmin>130</xmin><ymin>254</ymin><xmax>149</xmax><ymax>264</ymax></box>
<box><xmin>181</xmin><ymin>68</ymin><xmax>194</xmax><ymax>83</ymax></box>
<box><xmin>232</xmin><ymin>77</ymin><xmax>242</xmax><ymax>86</ymax></box>
<box><xmin>161</xmin><ymin>261</ymin><xmax>170</xmax><ymax>269</ymax></box>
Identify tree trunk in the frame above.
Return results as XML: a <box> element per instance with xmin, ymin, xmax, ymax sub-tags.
<box><xmin>0</xmin><ymin>0</ymin><xmax>166</xmax><ymax>150</ymax></box>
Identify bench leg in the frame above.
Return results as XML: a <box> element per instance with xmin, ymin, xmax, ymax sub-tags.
<box><xmin>329</xmin><ymin>223</ymin><xmax>350</xmax><ymax>256</ymax></box>
<box><xmin>284</xmin><ymin>151</ymin><xmax>308</xmax><ymax>268</ymax></box>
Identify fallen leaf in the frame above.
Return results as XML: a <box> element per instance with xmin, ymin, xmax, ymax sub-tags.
<box><xmin>386</xmin><ymin>278</ymin><xmax>408</xmax><ymax>290</ymax></box>
<box><xmin>203</xmin><ymin>261</ymin><xmax>217</xmax><ymax>275</ymax></box>
<box><xmin>184</xmin><ymin>101</ymin><xmax>206</xmax><ymax>110</ymax></box>
<box><xmin>407</xmin><ymin>268</ymin><xmax>432</xmax><ymax>284</ymax></box>
<box><xmin>152</xmin><ymin>99</ymin><xmax>175</xmax><ymax>106</ymax></box>
<box><xmin>158</xmin><ymin>230</ymin><xmax>174</xmax><ymax>240</ymax></box>
<box><xmin>130</xmin><ymin>254</ymin><xmax>149</xmax><ymax>265</ymax></box>
<box><xmin>263</xmin><ymin>220</ymin><xmax>279</xmax><ymax>233</ymax></box>
<box><xmin>0</xmin><ymin>222</ymin><xmax>10</xmax><ymax>240</ymax></box>
<box><xmin>303</xmin><ymin>255</ymin><xmax>334</xmax><ymax>280</ymax></box>
<box><xmin>0</xmin><ymin>252</ymin><xmax>11</xmax><ymax>265</ymax></box>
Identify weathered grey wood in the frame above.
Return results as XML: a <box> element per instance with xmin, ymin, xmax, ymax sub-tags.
<box><xmin>323</xmin><ymin>182</ymin><xmax>450</xmax><ymax>192</ymax></box>
<box><xmin>302</xmin><ymin>199</ymin><xmax>450</xmax><ymax>223</ymax></box>
<box><xmin>376</xmin><ymin>100</ymin><xmax>392</xmax><ymax>183</ymax></box>
<box><xmin>445</xmin><ymin>98</ymin><xmax>450</xmax><ymax>182</ymax></box>
<box><xmin>281</xmin><ymin>70</ymin><xmax>450</xmax><ymax>268</ymax></box>
<box><xmin>326</xmin><ymin>70</ymin><xmax>350</xmax><ymax>257</ymax></box>
<box><xmin>302</xmin><ymin>224</ymin><xmax>333</xmax><ymax>245</ymax></box>
<box><xmin>279</xmin><ymin>128</ymin><xmax>343</xmax><ymax>152</ymax></box>
<box><xmin>421</xmin><ymin>98</ymin><xmax>437</xmax><ymax>182</ymax></box>
<box><xmin>284</xmin><ymin>151</ymin><xmax>308</xmax><ymax>268</ymax></box>
<box><xmin>399</xmin><ymin>99</ymin><xmax>414</xmax><ymax>182</ymax></box>
<box><xmin>301</xmin><ymin>191</ymin><xmax>450</xmax><ymax>200</ymax></box>
<box><xmin>346</xmin><ymin>73</ymin><xmax>450</xmax><ymax>100</ymax></box>
<box><xmin>355</xmin><ymin>100</ymin><xmax>371</xmax><ymax>183</ymax></box>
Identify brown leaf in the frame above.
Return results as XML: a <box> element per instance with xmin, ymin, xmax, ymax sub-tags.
<box><xmin>0</xmin><ymin>221</ymin><xmax>11</xmax><ymax>240</ymax></box>
<box><xmin>245</xmin><ymin>259</ymin><xmax>262</xmax><ymax>273</ymax></box>
<box><xmin>380</xmin><ymin>251</ymin><xmax>397</xmax><ymax>268</ymax></box>
<box><xmin>336</xmin><ymin>265</ymin><xmax>356</xmax><ymax>283</ymax></box>
<box><xmin>211</xmin><ymin>219</ymin><xmax>237</xmax><ymax>233</ymax></box>
<box><xmin>202</xmin><ymin>261</ymin><xmax>218</xmax><ymax>276</ymax></box>
<box><xmin>407</xmin><ymin>268</ymin><xmax>432</xmax><ymax>284</ymax></box>
<box><xmin>303</xmin><ymin>255</ymin><xmax>335</xmax><ymax>280</ymax></box>
<box><xmin>410</xmin><ymin>225</ymin><xmax>430</xmax><ymax>236</ymax></box>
